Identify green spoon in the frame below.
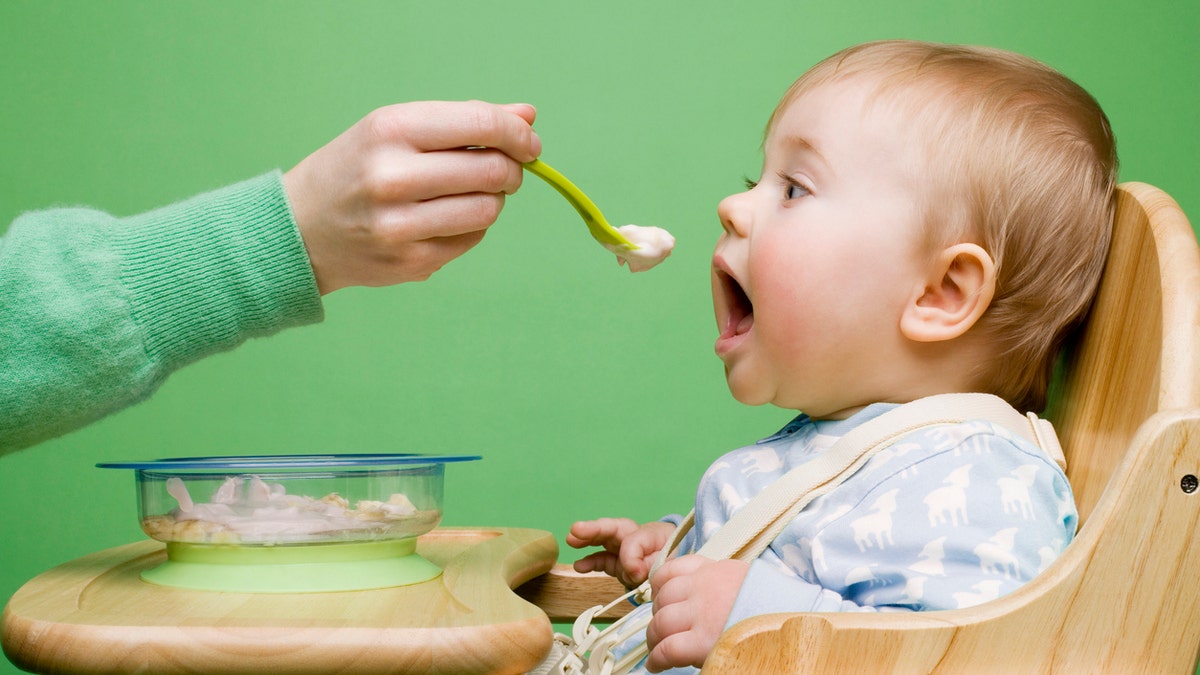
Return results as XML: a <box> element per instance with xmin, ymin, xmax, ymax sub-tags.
<box><xmin>523</xmin><ymin>159</ymin><xmax>638</xmax><ymax>251</ymax></box>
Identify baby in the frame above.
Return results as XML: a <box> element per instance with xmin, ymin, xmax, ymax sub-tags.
<box><xmin>567</xmin><ymin>40</ymin><xmax>1117</xmax><ymax>674</ymax></box>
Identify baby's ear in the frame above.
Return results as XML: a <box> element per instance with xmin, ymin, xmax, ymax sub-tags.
<box><xmin>900</xmin><ymin>243</ymin><xmax>996</xmax><ymax>343</ymax></box>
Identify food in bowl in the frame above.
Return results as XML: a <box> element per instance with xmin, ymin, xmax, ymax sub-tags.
<box><xmin>99</xmin><ymin>454</ymin><xmax>480</xmax><ymax>546</ymax></box>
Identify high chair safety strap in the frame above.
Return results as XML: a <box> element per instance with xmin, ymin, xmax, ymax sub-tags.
<box><xmin>694</xmin><ymin>392</ymin><xmax>1063</xmax><ymax>563</ymax></box>
<box><xmin>646</xmin><ymin>393</ymin><xmax>1061</xmax><ymax>575</ymax></box>
<box><xmin>532</xmin><ymin>393</ymin><xmax>1063</xmax><ymax>675</ymax></box>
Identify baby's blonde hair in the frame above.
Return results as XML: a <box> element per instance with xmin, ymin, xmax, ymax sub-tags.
<box><xmin>771</xmin><ymin>40</ymin><xmax>1118</xmax><ymax>412</ymax></box>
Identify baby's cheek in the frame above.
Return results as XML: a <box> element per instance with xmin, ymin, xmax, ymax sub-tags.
<box><xmin>753</xmin><ymin>275</ymin><xmax>815</xmax><ymax>352</ymax></box>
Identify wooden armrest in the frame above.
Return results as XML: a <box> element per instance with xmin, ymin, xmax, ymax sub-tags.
<box><xmin>702</xmin><ymin>611</ymin><xmax>957</xmax><ymax>673</ymax></box>
<box><xmin>515</xmin><ymin>563</ymin><xmax>633</xmax><ymax>623</ymax></box>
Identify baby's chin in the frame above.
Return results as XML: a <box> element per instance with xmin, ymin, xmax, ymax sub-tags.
<box><xmin>723</xmin><ymin>372</ymin><xmax>853</xmax><ymax>417</ymax></box>
<box><xmin>721</xmin><ymin>366</ymin><xmax>775</xmax><ymax>408</ymax></box>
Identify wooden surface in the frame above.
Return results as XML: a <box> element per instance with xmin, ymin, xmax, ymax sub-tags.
<box><xmin>1051</xmin><ymin>181</ymin><xmax>1200</xmax><ymax>524</ymax></box>
<box><xmin>515</xmin><ymin>564</ymin><xmax>632</xmax><ymax>623</ymax></box>
<box><xmin>695</xmin><ymin>183</ymin><xmax>1200</xmax><ymax>673</ymax></box>
<box><xmin>2</xmin><ymin>527</ymin><xmax>558</xmax><ymax>675</ymax></box>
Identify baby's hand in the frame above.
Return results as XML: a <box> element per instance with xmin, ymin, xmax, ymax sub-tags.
<box><xmin>644</xmin><ymin>554</ymin><xmax>749</xmax><ymax>672</ymax></box>
<box><xmin>567</xmin><ymin>518</ymin><xmax>675</xmax><ymax>588</ymax></box>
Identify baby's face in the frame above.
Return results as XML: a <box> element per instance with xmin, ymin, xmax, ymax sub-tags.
<box><xmin>711</xmin><ymin>76</ymin><xmax>931</xmax><ymax>418</ymax></box>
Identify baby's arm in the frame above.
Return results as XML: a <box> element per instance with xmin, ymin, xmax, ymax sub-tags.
<box><xmin>567</xmin><ymin>518</ymin><xmax>676</xmax><ymax>588</ymax></box>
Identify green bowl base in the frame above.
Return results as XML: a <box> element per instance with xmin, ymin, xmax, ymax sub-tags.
<box><xmin>141</xmin><ymin>538</ymin><xmax>441</xmax><ymax>593</ymax></box>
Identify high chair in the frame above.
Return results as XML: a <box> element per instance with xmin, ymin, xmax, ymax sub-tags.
<box><xmin>517</xmin><ymin>182</ymin><xmax>1200</xmax><ymax>673</ymax></box>
<box><xmin>5</xmin><ymin>183</ymin><xmax>1196</xmax><ymax>675</ymax></box>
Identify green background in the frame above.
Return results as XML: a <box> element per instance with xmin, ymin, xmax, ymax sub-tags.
<box><xmin>2</xmin><ymin>1</ymin><xmax>1197</xmax><ymax>672</ymax></box>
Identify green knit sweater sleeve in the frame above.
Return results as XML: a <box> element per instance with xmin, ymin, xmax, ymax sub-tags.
<box><xmin>0</xmin><ymin>172</ymin><xmax>324</xmax><ymax>453</ymax></box>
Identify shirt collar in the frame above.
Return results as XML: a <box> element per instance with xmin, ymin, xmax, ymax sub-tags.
<box><xmin>757</xmin><ymin>402</ymin><xmax>902</xmax><ymax>444</ymax></box>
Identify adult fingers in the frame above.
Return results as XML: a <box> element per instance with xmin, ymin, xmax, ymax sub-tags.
<box><xmin>368</xmin><ymin>147</ymin><xmax>526</xmax><ymax>203</ymax></box>
<box><xmin>368</xmin><ymin>100</ymin><xmax>540</xmax><ymax>161</ymax></box>
<box><xmin>373</xmin><ymin>192</ymin><xmax>507</xmax><ymax>242</ymax></box>
<box><xmin>339</xmin><ymin>229</ymin><xmax>488</xmax><ymax>288</ymax></box>
<box><xmin>395</xmin><ymin>230</ymin><xmax>490</xmax><ymax>283</ymax></box>
<box><xmin>499</xmin><ymin>102</ymin><xmax>538</xmax><ymax>126</ymax></box>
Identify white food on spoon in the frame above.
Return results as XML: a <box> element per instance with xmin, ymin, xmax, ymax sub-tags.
<box><xmin>604</xmin><ymin>224</ymin><xmax>675</xmax><ymax>273</ymax></box>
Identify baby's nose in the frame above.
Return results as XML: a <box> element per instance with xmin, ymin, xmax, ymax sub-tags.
<box><xmin>717</xmin><ymin>192</ymin><xmax>751</xmax><ymax>237</ymax></box>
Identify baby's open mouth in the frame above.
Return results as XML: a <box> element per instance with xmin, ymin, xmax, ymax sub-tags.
<box><xmin>716</xmin><ymin>269</ymin><xmax>754</xmax><ymax>339</ymax></box>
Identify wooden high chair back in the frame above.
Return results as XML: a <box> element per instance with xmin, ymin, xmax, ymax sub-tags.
<box><xmin>519</xmin><ymin>182</ymin><xmax>1200</xmax><ymax>673</ymax></box>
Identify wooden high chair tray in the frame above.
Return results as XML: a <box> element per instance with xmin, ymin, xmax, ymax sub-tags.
<box><xmin>2</xmin><ymin>527</ymin><xmax>557</xmax><ymax>675</ymax></box>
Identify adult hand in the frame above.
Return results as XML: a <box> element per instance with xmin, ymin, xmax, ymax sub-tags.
<box><xmin>283</xmin><ymin>100</ymin><xmax>541</xmax><ymax>294</ymax></box>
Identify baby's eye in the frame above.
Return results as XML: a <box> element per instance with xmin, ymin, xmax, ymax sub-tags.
<box><xmin>743</xmin><ymin>176</ymin><xmax>759</xmax><ymax>190</ymax></box>
<box><xmin>778</xmin><ymin>172</ymin><xmax>811</xmax><ymax>200</ymax></box>
<box><xmin>785</xmin><ymin>183</ymin><xmax>809</xmax><ymax>199</ymax></box>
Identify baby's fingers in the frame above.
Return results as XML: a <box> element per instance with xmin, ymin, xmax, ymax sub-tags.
<box><xmin>645</xmin><ymin>634</ymin><xmax>704</xmax><ymax>673</ymax></box>
<box><xmin>566</xmin><ymin>518</ymin><xmax>638</xmax><ymax>550</ymax></box>
<box><xmin>572</xmin><ymin>551</ymin><xmax>621</xmax><ymax>578</ymax></box>
<box><xmin>618</xmin><ymin>546</ymin><xmax>653</xmax><ymax>586</ymax></box>
<box><xmin>644</xmin><ymin>598</ymin><xmax>717</xmax><ymax>672</ymax></box>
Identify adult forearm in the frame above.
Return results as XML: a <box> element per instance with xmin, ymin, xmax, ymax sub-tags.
<box><xmin>0</xmin><ymin>173</ymin><xmax>323</xmax><ymax>453</ymax></box>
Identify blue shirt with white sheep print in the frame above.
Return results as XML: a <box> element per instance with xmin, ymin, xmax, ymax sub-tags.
<box><xmin>619</xmin><ymin>402</ymin><xmax>1076</xmax><ymax>675</ymax></box>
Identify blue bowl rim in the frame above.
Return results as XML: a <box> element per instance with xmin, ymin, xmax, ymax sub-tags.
<box><xmin>97</xmin><ymin>453</ymin><xmax>482</xmax><ymax>471</ymax></box>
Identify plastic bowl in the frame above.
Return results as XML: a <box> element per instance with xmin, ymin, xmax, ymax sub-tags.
<box><xmin>97</xmin><ymin>454</ymin><xmax>480</xmax><ymax>592</ymax></box>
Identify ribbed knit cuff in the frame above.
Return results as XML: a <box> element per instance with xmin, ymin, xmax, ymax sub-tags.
<box><xmin>114</xmin><ymin>171</ymin><xmax>323</xmax><ymax>370</ymax></box>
